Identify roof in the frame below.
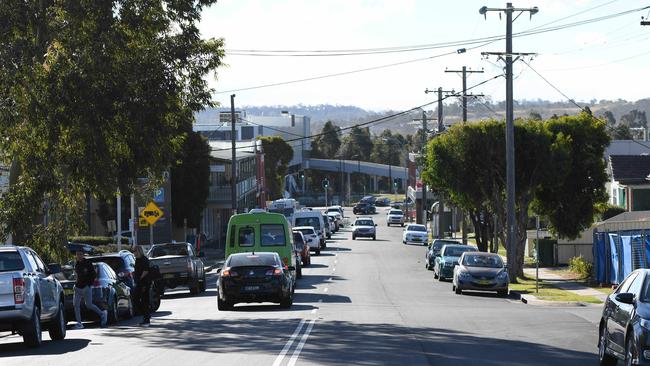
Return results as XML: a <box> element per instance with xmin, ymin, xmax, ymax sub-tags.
<box><xmin>210</xmin><ymin>148</ymin><xmax>256</xmax><ymax>162</ymax></box>
<box><xmin>609</xmin><ymin>155</ymin><xmax>650</xmax><ymax>185</ymax></box>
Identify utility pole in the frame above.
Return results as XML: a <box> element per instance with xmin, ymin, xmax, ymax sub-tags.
<box><xmin>445</xmin><ymin>66</ymin><xmax>484</xmax><ymax>245</ymax></box>
<box><xmin>421</xmin><ymin>110</ymin><xmax>427</xmax><ymax>225</ymax></box>
<box><xmin>425</xmin><ymin>87</ymin><xmax>454</xmax><ymax>237</ymax></box>
<box><xmin>230</xmin><ymin>94</ymin><xmax>237</xmax><ymax>215</ymax></box>
<box><xmin>480</xmin><ymin>3</ymin><xmax>538</xmax><ymax>276</ymax></box>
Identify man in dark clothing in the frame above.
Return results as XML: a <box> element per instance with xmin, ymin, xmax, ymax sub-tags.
<box><xmin>133</xmin><ymin>245</ymin><xmax>151</xmax><ymax>326</ymax></box>
<box><xmin>74</xmin><ymin>250</ymin><xmax>107</xmax><ymax>329</ymax></box>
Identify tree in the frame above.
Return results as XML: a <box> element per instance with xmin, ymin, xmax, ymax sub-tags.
<box><xmin>171</xmin><ymin>131</ymin><xmax>211</xmax><ymax>229</ymax></box>
<box><xmin>311</xmin><ymin>121</ymin><xmax>341</xmax><ymax>158</ymax></box>
<box><xmin>528</xmin><ymin>111</ymin><xmax>542</xmax><ymax>121</ymax></box>
<box><xmin>339</xmin><ymin>126</ymin><xmax>373</xmax><ymax>160</ymax></box>
<box><xmin>620</xmin><ymin>109</ymin><xmax>647</xmax><ymax>128</ymax></box>
<box><xmin>259</xmin><ymin>136</ymin><xmax>293</xmax><ymax>200</ymax></box>
<box><xmin>602</xmin><ymin>111</ymin><xmax>616</xmax><ymax>126</ymax></box>
<box><xmin>610</xmin><ymin>124</ymin><xmax>633</xmax><ymax>140</ymax></box>
<box><xmin>0</xmin><ymin>1</ymin><xmax>224</xmax><ymax>262</ymax></box>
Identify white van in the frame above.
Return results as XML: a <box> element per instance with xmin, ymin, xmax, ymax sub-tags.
<box><xmin>293</xmin><ymin>211</ymin><xmax>326</xmax><ymax>249</ymax></box>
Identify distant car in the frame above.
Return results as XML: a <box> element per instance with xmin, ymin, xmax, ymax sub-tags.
<box><xmin>327</xmin><ymin>211</ymin><xmax>342</xmax><ymax>230</ymax></box>
<box><xmin>433</xmin><ymin>244</ymin><xmax>478</xmax><ymax>281</ymax></box>
<box><xmin>360</xmin><ymin>195</ymin><xmax>377</xmax><ymax>205</ymax></box>
<box><xmin>218</xmin><ymin>252</ymin><xmax>294</xmax><ymax>310</ymax></box>
<box><xmin>352</xmin><ymin>217</ymin><xmax>377</xmax><ymax>240</ymax></box>
<box><xmin>0</xmin><ymin>246</ymin><xmax>66</xmax><ymax>347</ymax></box>
<box><xmin>292</xmin><ymin>231</ymin><xmax>311</xmax><ymax>275</ymax></box>
<box><xmin>375</xmin><ymin>197</ymin><xmax>391</xmax><ymax>207</ymax></box>
<box><xmin>598</xmin><ymin>269</ymin><xmax>650</xmax><ymax>366</ymax></box>
<box><xmin>148</xmin><ymin>242</ymin><xmax>206</xmax><ymax>295</ymax></box>
<box><xmin>402</xmin><ymin>224</ymin><xmax>428</xmax><ymax>245</ymax></box>
<box><xmin>425</xmin><ymin>239</ymin><xmax>462</xmax><ymax>270</ymax></box>
<box><xmin>59</xmin><ymin>262</ymin><xmax>134</xmax><ymax>324</ymax></box>
<box><xmin>452</xmin><ymin>252</ymin><xmax>508</xmax><ymax>297</ymax></box>
<box><xmin>293</xmin><ymin>226</ymin><xmax>321</xmax><ymax>255</ymax></box>
<box><xmin>387</xmin><ymin>209</ymin><xmax>405</xmax><ymax>227</ymax></box>
<box><xmin>353</xmin><ymin>202</ymin><xmax>376</xmax><ymax>215</ymax></box>
<box><xmin>326</xmin><ymin>206</ymin><xmax>345</xmax><ymax>224</ymax></box>
<box><xmin>391</xmin><ymin>201</ymin><xmax>404</xmax><ymax>210</ymax></box>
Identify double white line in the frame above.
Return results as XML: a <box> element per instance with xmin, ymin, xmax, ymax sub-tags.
<box><xmin>272</xmin><ymin>319</ymin><xmax>317</xmax><ymax>366</ymax></box>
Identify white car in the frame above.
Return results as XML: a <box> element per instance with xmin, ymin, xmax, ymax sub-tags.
<box><xmin>402</xmin><ymin>224</ymin><xmax>429</xmax><ymax>245</ymax></box>
<box><xmin>293</xmin><ymin>226</ymin><xmax>321</xmax><ymax>255</ymax></box>
<box><xmin>387</xmin><ymin>209</ymin><xmax>405</xmax><ymax>227</ymax></box>
<box><xmin>327</xmin><ymin>211</ymin><xmax>342</xmax><ymax>229</ymax></box>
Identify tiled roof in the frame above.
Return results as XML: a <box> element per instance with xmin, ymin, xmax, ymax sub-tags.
<box><xmin>609</xmin><ymin>155</ymin><xmax>650</xmax><ymax>184</ymax></box>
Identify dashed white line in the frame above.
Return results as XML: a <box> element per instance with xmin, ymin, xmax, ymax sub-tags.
<box><xmin>323</xmin><ymin>287</ymin><xmax>328</xmax><ymax>293</ymax></box>
<box><xmin>272</xmin><ymin>319</ymin><xmax>306</xmax><ymax>366</ymax></box>
<box><xmin>287</xmin><ymin>320</ymin><xmax>317</xmax><ymax>366</ymax></box>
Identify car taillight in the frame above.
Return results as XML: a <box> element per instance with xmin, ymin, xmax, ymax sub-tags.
<box><xmin>222</xmin><ymin>268</ymin><xmax>238</xmax><ymax>277</ymax></box>
<box><xmin>266</xmin><ymin>268</ymin><xmax>283</xmax><ymax>276</ymax></box>
<box><xmin>92</xmin><ymin>279</ymin><xmax>101</xmax><ymax>287</ymax></box>
<box><xmin>13</xmin><ymin>278</ymin><xmax>25</xmax><ymax>304</ymax></box>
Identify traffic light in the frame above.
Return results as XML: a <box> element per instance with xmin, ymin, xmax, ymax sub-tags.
<box><xmin>299</xmin><ymin>170</ymin><xmax>305</xmax><ymax>180</ymax></box>
<box><xmin>393</xmin><ymin>178</ymin><xmax>398</xmax><ymax>188</ymax></box>
<box><xmin>322</xmin><ymin>178</ymin><xmax>329</xmax><ymax>188</ymax></box>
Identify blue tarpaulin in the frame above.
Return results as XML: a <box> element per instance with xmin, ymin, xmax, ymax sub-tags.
<box><xmin>594</xmin><ymin>230</ymin><xmax>650</xmax><ymax>284</ymax></box>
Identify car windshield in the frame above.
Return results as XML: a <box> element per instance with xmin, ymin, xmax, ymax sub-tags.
<box><xmin>389</xmin><ymin>210</ymin><xmax>403</xmax><ymax>215</ymax></box>
<box><xmin>0</xmin><ymin>251</ymin><xmax>24</xmax><ymax>272</ymax></box>
<box><xmin>228</xmin><ymin>254</ymin><xmax>278</xmax><ymax>267</ymax></box>
<box><xmin>462</xmin><ymin>254</ymin><xmax>503</xmax><ymax>268</ymax></box>
<box><xmin>261</xmin><ymin>224</ymin><xmax>286</xmax><ymax>246</ymax></box>
<box><xmin>295</xmin><ymin>217</ymin><xmax>320</xmax><ymax>229</ymax></box>
<box><xmin>296</xmin><ymin>228</ymin><xmax>315</xmax><ymax>236</ymax></box>
<box><xmin>443</xmin><ymin>246</ymin><xmax>475</xmax><ymax>257</ymax></box>
<box><xmin>149</xmin><ymin>245</ymin><xmax>189</xmax><ymax>258</ymax></box>
<box><xmin>269</xmin><ymin>208</ymin><xmax>294</xmax><ymax>217</ymax></box>
<box><xmin>434</xmin><ymin>240</ymin><xmax>461</xmax><ymax>250</ymax></box>
<box><xmin>356</xmin><ymin>220</ymin><xmax>374</xmax><ymax>226</ymax></box>
<box><xmin>408</xmin><ymin>225</ymin><xmax>426</xmax><ymax>232</ymax></box>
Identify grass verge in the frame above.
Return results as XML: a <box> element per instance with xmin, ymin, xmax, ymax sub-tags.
<box><xmin>509</xmin><ymin>277</ymin><xmax>602</xmax><ymax>304</ymax></box>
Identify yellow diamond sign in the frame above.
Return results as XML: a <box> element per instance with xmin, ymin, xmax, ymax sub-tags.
<box><xmin>140</xmin><ymin>201</ymin><xmax>163</xmax><ymax>225</ymax></box>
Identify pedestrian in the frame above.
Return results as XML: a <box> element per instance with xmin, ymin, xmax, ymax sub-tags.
<box><xmin>73</xmin><ymin>250</ymin><xmax>107</xmax><ymax>329</ymax></box>
<box><xmin>133</xmin><ymin>245</ymin><xmax>151</xmax><ymax>327</ymax></box>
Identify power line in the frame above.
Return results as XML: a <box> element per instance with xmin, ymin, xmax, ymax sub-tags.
<box><xmin>210</xmin><ymin>74</ymin><xmax>504</xmax><ymax>152</ymax></box>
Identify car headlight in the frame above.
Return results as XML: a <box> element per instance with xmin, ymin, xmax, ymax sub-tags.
<box><xmin>641</xmin><ymin>318</ymin><xmax>650</xmax><ymax>330</ymax></box>
<box><xmin>458</xmin><ymin>271</ymin><xmax>471</xmax><ymax>279</ymax></box>
<box><xmin>444</xmin><ymin>262</ymin><xmax>453</xmax><ymax>267</ymax></box>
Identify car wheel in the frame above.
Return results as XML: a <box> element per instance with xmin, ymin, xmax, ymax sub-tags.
<box><xmin>108</xmin><ymin>296</ymin><xmax>119</xmax><ymax>324</ymax></box>
<box><xmin>425</xmin><ymin>261</ymin><xmax>429</xmax><ymax>269</ymax></box>
<box><xmin>48</xmin><ymin>301</ymin><xmax>66</xmax><ymax>341</ymax></box>
<box><xmin>626</xmin><ymin>333</ymin><xmax>636</xmax><ymax>366</ymax></box>
<box><xmin>373</xmin><ymin>236</ymin><xmax>376</xmax><ymax>240</ymax></box>
<box><xmin>125</xmin><ymin>296</ymin><xmax>135</xmax><ymax>319</ymax></box>
<box><xmin>190</xmin><ymin>280</ymin><xmax>201</xmax><ymax>295</ymax></box>
<box><xmin>217</xmin><ymin>296</ymin><xmax>233</xmax><ymax>311</ymax></box>
<box><xmin>433</xmin><ymin>269</ymin><xmax>439</xmax><ymax>279</ymax></box>
<box><xmin>455</xmin><ymin>286</ymin><xmax>462</xmax><ymax>295</ymax></box>
<box><xmin>352</xmin><ymin>235</ymin><xmax>356</xmax><ymax>240</ymax></box>
<box><xmin>497</xmin><ymin>290</ymin><xmax>508</xmax><ymax>297</ymax></box>
<box><xmin>23</xmin><ymin>305</ymin><xmax>42</xmax><ymax>348</ymax></box>
<box><xmin>438</xmin><ymin>274</ymin><xmax>445</xmax><ymax>281</ymax></box>
<box><xmin>401</xmin><ymin>223</ymin><xmax>404</xmax><ymax>227</ymax></box>
<box><xmin>387</xmin><ymin>223</ymin><xmax>390</xmax><ymax>227</ymax></box>
<box><xmin>316</xmin><ymin>249</ymin><xmax>321</xmax><ymax>255</ymax></box>
<box><xmin>598</xmin><ymin>326</ymin><xmax>617</xmax><ymax>366</ymax></box>
<box><xmin>280</xmin><ymin>290</ymin><xmax>293</xmax><ymax>308</ymax></box>
<box><xmin>149</xmin><ymin>287</ymin><xmax>161</xmax><ymax>312</ymax></box>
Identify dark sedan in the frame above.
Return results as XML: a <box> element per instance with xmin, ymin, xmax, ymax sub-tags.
<box><xmin>599</xmin><ymin>269</ymin><xmax>650</xmax><ymax>366</ymax></box>
<box><xmin>218</xmin><ymin>252</ymin><xmax>295</xmax><ymax>310</ymax></box>
<box><xmin>58</xmin><ymin>262</ymin><xmax>133</xmax><ymax>324</ymax></box>
<box><xmin>353</xmin><ymin>202</ymin><xmax>376</xmax><ymax>215</ymax></box>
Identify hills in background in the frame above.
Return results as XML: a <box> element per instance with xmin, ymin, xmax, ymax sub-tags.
<box><xmin>194</xmin><ymin>98</ymin><xmax>650</xmax><ymax>136</ymax></box>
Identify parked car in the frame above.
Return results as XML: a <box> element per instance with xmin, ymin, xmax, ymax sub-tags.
<box><xmin>352</xmin><ymin>217</ymin><xmax>377</xmax><ymax>240</ymax></box>
<box><xmin>425</xmin><ymin>239</ymin><xmax>462</xmax><ymax>270</ymax></box>
<box><xmin>433</xmin><ymin>244</ymin><xmax>478</xmax><ymax>281</ymax></box>
<box><xmin>322</xmin><ymin>212</ymin><xmax>333</xmax><ymax>239</ymax></box>
<box><xmin>387</xmin><ymin>209</ymin><xmax>405</xmax><ymax>227</ymax></box>
<box><xmin>326</xmin><ymin>206</ymin><xmax>345</xmax><ymax>226</ymax></box>
<box><xmin>391</xmin><ymin>201</ymin><xmax>404</xmax><ymax>210</ymax></box>
<box><xmin>353</xmin><ymin>202</ymin><xmax>376</xmax><ymax>215</ymax></box>
<box><xmin>359</xmin><ymin>195</ymin><xmax>377</xmax><ymax>205</ymax></box>
<box><xmin>218</xmin><ymin>252</ymin><xmax>295</xmax><ymax>310</ymax></box>
<box><xmin>294</xmin><ymin>211</ymin><xmax>327</xmax><ymax>249</ymax></box>
<box><xmin>292</xmin><ymin>231</ymin><xmax>311</xmax><ymax>268</ymax></box>
<box><xmin>327</xmin><ymin>215</ymin><xmax>337</xmax><ymax>233</ymax></box>
<box><xmin>375</xmin><ymin>197</ymin><xmax>391</xmax><ymax>207</ymax></box>
<box><xmin>293</xmin><ymin>226</ymin><xmax>321</xmax><ymax>255</ymax></box>
<box><xmin>402</xmin><ymin>224</ymin><xmax>429</xmax><ymax>245</ymax></box>
<box><xmin>327</xmin><ymin>211</ymin><xmax>342</xmax><ymax>230</ymax></box>
<box><xmin>86</xmin><ymin>251</ymin><xmax>161</xmax><ymax>312</ymax></box>
<box><xmin>598</xmin><ymin>269</ymin><xmax>650</xmax><ymax>366</ymax></box>
<box><xmin>148</xmin><ymin>242</ymin><xmax>206</xmax><ymax>295</ymax></box>
<box><xmin>58</xmin><ymin>262</ymin><xmax>134</xmax><ymax>324</ymax></box>
<box><xmin>452</xmin><ymin>252</ymin><xmax>509</xmax><ymax>296</ymax></box>
<box><xmin>0</xmin><ymin>246</ymin><xmax>67</xmax><ymax>347</ymax></box>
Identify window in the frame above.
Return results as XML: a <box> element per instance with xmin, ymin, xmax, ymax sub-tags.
<box><xmin>628</xmin><ymin>273</ymin><xmax>644</xmax><ymax>296</ymax></box>
<box><xmin>29</xmin><ymin>251</ymin><xmax>46</xmax><ymax>273</ymax></box>
<box><xmin>616</xmin><ymin>272</ymin><xmax>638</xmax><ymax>293</ymax></box>
<box><xmin>0</xmin><ymin>251</ymin><xmax>24</xmax><ymax>272</ymax></box>
<box><xmin>229</xmin><ymin>225</ymin><xmax>236</xmax><ymax>247</ymax></box>
<box><xmin>295</xmin><ymin>217</ymin><xmax>321</xmax><ymax>230</ymax></box>
<box><xmin>261</xmin><ymin>224</ymin><xmax>286</xmax><ymax>247</ymax></box>
<box><xmin>238</xmin><ymin>227</ymin><xmax>255</xmax><ymax>247</ymax></box>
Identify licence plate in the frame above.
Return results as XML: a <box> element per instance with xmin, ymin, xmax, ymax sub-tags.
<box><xmin>163</xmin><ymin>274</ymin><xmax>175</xmax><ymax>279</ymax></box>
<box><xmin>478</xmin><ymin>279</ymin><xmax>492</xmax><ymax>285</ymax></box>
<box><xmin>244</xmin><ymin>286</ymin><xmax>260</xmax><ymax>291</ymax></box>
<box><xmin>64</xmin><ymin>288</ymin><xmax>74</xmax><ymax>296</ymax></box>
<box><xmin>413</xmin><ymin>238</ymin><xmax>421</xmax><ymax>241</ymax></box>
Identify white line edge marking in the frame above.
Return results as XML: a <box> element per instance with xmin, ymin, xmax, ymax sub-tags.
<box><xmin>287</xmin><ymin>319</ymin><xmax>316</xmax><ymax>366</ymax></box>
<box><xmin>324</xmin><ymin>288</ymin><xmax>328</xmax><ymax>293</ymax></box>
<box><xmin>272</xmin><ymin>319</ymin><xmax>306</xmax><ymax>366</ymax></box>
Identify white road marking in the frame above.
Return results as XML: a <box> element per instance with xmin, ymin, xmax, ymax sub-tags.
<box><xmin>272</xmin><ymin>319</ymin><xmax>306</xmax><ymax>366</ymax></box>
<box><xmin>328</xmin><ymin>277</ymin><xmax>332</xmax><ymax>282</ymax></box>
<box><xmin>324</xmin><ymin>288</ymin><xmax>328</xmax><ymax>293</ymax></box>
<box><xmin>287</xmin><ymin>319</ymin><xmax>316</xmax><ymax>366</ymax></box>
<box><xmin>332</xmin><ymin>268</ymin><xmax>336</xmax><ymax>272</ymax></box>
<box><xmin>311</xmin><ymin>308</ymin><xmax>317</xmax><ymax>314</ymax></box>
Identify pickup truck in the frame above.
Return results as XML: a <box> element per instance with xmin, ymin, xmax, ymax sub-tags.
<box><xmin>147</xmin><ymin>242</ymin><xmax>206</xmax><ymax>295</ymax></box>
<box><xmin>0</xmin><ymin>246</ymin><xmax>67</xmax><ymax>347</ymax></box>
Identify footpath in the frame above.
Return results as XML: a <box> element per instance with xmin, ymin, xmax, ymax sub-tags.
<box><xmin>520</xmin><ymin>266</ymin><xmax>609</xmax><ymax>305</ymax></box>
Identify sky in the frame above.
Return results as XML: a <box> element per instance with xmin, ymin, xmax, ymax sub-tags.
<box><xmin>198</xmin><ymin>0</ymin><xmax>650</xmax><ymax>111</ymax></box>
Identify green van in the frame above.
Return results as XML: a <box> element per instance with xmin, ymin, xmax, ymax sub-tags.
<box><xmin>225</xmin><ymin>211</ymin><xmax>297</xmax><ymax>279</ymax></box>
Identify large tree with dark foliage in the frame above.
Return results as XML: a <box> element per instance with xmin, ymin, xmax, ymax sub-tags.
<box><xmin>259</xmin><ymin>136</ymin><xmax>293</xmax><ymax>200</ymax></box>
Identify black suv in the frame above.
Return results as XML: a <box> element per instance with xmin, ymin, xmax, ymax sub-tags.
<box><xmin>353</xmin><ymin>202</ymin><xmax>376</xmax><ymax>215</ymax></box>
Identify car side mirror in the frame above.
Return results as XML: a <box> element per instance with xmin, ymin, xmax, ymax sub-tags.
<box><xmin>615</xmin><ymin>293</ymin><xmax>635</xmax><ymax>305</ymax></box>
<box><xmin>47</xmin><ymin>263</ymin><xmax>62</xmax><ymax>275</ymax></box>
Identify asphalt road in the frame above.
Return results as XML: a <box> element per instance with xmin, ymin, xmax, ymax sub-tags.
<box><xmin>1</xmin><ymin>209</ymin><xmax>602</xmax><ymax>365</ymax></box>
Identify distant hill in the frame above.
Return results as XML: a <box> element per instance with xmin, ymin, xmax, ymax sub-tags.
<box><xmin>195</xmin><ymin>98</ymin><xmax>650</xmax><ymax>136</ymax></box>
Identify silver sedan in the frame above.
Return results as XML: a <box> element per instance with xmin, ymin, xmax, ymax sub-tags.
<box><xmin>452</xmin><ymin>252</ymin><xmax>509</xmax><ymax>297</ymax></box>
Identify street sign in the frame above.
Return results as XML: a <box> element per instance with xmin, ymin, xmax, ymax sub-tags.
<box><xmin>138</xmin><ymin>217</ymin><xmax>149</xmax><ymax>227</ymax></box>
<box><xmin>140</xmin><ymin>201</ymin><xmax>163</xmax><ymax>225</ymax></box>
<box><xmin>154</xmin><ymin>188</ymin><xmax>165</xmax><ymax>203</ymax></box>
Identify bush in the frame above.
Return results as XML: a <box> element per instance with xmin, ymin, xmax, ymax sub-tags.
<box><xmin>569</xmin><ymin>255</ymin><xmax>593</xmax><ymax>279</ymax></box>
<box><xmin>601</xmin><ymin>204</ymin><xmax>626</xmax><ymax>221</ymax></box>
<box><xmin>68</xmin><ymin>236</ymin><xmax>129</xmax><ymax>246</ymax></box>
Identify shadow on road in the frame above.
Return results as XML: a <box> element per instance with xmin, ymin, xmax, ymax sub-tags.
<box><xmin>305</xmin><ymin>263</ymin><xmax>329</xmax><ymax>269</ymax></box>
<box><xmin>0</xmin><ymin>338</ymin><xmax>91</xmax><ymax>356</ymax></box>
<box><xmin>95</xmin><ymin>318</ymin><xmax>595</xmax><ymax>365</ymax></box>
<box><xmin>230</xmin><ymin>303</ymin><xmax>317</xmax><ymax>312</ymax></box>
<box><xmin>163</xmin><ymin>289</ymin><xmax>218</xmax><ymax>300</ymax></box>
<box><xmin>296</xmin><ymin>275</ymin><xmax>346</xmax><ymax>290</ymax></box>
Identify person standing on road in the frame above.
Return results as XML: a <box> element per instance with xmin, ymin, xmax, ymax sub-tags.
<box><xmin>74</xmin><ymin>250</ymin><xmax>108</xmax><ymax>329</ymax></box>
<box><xmin>134</xmin><ymin>245</ymin><xmax>151</xmax><ymax>327</ymax></box>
